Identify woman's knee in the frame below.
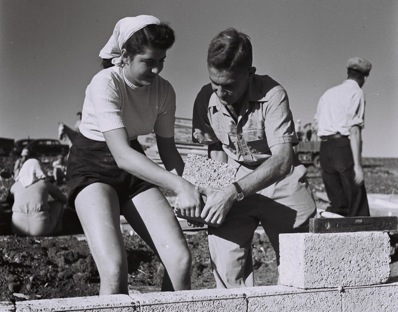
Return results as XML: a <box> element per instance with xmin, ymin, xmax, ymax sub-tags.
<box><xmin>166</xmin><ymin>244</ymin><xmax>192</xmax><ymax>273</ymax></box>
<box><xmin>179</xmin><ymin>247</ymin><xmax>192</xmax><ymax>267</ymax></box>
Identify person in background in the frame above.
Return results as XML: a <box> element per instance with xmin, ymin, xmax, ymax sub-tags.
<box><xmin>66</xmin><ymin>15</ymin><xmax>202</xmax><ymax>295</ymax></box>
<box><xmin>303</xmin><ymin>123</ymin><xmax>313</xmax><ymax>142</ymax></box>
<box><xmin>58</xmin><ymin>111</ymin><xmax>82</xmax><ymax>145</ymax></box>
<box><xmin>315</xmin><ymin>57</ymin><xmax>372</xmax><ymax>217</ymax></box>
<box><xmin>191</xmin><ymin>28</ymin><xmax>316</xmax><ymax>288</ymax></box>
<box><xmin>10</xmin><ymin>158</ymin><xmax>66</xmax><ymax>236</ymax></box>
<box><xmin>52</xmin><ymin>154</ymin><xmax>67</xmax><ymax>185</ymax></box>
<box><xmin>0</xmin><ymin>169</ymin><xmax>14</xmax><ymax>204</ymax></box>
<box><xmin>295</xmin><ymin>119</ymin><xmax>303</xmax><ymax>141</ymax></box>
<box><xmin>13</xmin><ymin>148</ymin><xmax>31</xmax><ymax>178</ymax></box>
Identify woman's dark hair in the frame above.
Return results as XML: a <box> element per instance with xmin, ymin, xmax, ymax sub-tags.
<box><xmin>207</xmin><ymin>28</ymin><xmax>252</xmax><ymax>72</ymax></box>
<box><xmin>101</xmin><ymin>23</ymin><xmax>175</xmax><ymax>69</ymax></box>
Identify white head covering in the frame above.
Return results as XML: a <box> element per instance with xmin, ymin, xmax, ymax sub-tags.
<box><xmin>16</xmin><ymin>158</ymin><xmax>46</xmax><ymax>188</ymax></box>
<box><xmin>21</xmin><ymin>148</ymin><xmax>30</xmax><ymax>157</ymax></box>
<box><xmin>99</xmin><ymin>15</ymin><xmax>161</xmax><ymax>67</ymax></box>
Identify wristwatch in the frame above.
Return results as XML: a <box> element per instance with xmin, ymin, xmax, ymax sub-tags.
<box><xmin>232</xmin><ymin>182</ymin><xmax>245</xmax><ymax>201</ymax></box>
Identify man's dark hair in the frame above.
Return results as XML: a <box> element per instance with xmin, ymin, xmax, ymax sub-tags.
<box><xmin>207</xmin><ymin>28</ymin><xmax>253</xmax><ymax>72</ymax></box>
<box><xmin>347</xmin><ymin>68</ymin><xmax>367</xmax><ymax>79</ymax></box>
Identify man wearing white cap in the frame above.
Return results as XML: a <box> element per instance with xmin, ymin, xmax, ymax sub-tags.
<box><xmin>315</xmin><ymin>57</ymin><xmax>372</xmax><ymax>217</ymax></box>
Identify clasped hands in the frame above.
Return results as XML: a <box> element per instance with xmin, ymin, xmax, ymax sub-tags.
<box><xmin>177</xmin><ymin>184</ymin><xmax>236</xmax><ymax>226</ymax></box>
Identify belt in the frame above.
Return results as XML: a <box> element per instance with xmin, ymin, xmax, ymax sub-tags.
<box><xmin>320</xmin><ymin>133</ymin><xmax>348</xmax><ymax>141</ymax></box>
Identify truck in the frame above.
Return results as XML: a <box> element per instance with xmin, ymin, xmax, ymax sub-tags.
<box><xmin>294</xmin><ymin>140</ymin><xmax>321</xmax><ymax>168</ymax></box>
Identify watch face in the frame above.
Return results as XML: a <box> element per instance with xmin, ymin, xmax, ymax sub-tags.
<box><xmin>237</xmin><ymin>192</ymin><xmax>244</xmax><ymax>201</ymax></box>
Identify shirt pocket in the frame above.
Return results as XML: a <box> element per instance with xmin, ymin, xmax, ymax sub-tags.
<box><xmin>213</xmin><ymin>123</ymin><xmax>232</xmax><ymax>146</ymax></box>
<box><xmin>242</xmin><ymin>127</ymin><xmax>270</xmax><ymax>154</ymax></box>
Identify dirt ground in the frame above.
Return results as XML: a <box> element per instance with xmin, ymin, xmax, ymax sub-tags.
<box><xmin>0</xmin><ymin>157</ymin><xmax>397</xmax><ymax>302</ymax></box>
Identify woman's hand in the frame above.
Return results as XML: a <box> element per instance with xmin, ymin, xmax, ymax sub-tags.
<box><xmin>176</xmin><ymin>182</ymin><xmax>203</xmax><ymax>218</ymax></box>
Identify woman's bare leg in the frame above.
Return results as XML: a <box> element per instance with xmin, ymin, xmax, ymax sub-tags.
<box><xmin>122</xmin><ymin>188</ymin><xmax>191</xmax><ymax>291</ymax></box>
<box><xmin>75</xmin><ymin>183</ymin><xmax>128</xmax><ymax>295</ymax></box>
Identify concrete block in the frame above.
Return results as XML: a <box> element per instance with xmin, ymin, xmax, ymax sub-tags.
<box><xmin>181</xmin><ymin>154</ymin><xmax>237</xmax><ymax>188</ymax></box>
<box><xmin>244</xmin><ymin>285</ymin><xmax>341</xmax><ymax>312</ymax></box>
<box><xmin>16</xmin><ymin>294</ymin><xmax>136</xmax><ymax>311</ymax></box>
<box><xmin>0</xmin><ymin>302</ymin><xmax>14</xmax><ymax>312</ymax></box>
<box><xmin>342</xmin><ymin>282</ymin><xmax>398</xmax><ymax>312</ymax></box>
<box><xmin>137</xmin><ymin>288</ymin><xmax>246</xmax><ymax>312</ymax></box>
<box><xmin>279</xmin><ymin>232</ymin><xmax>390</xmax><ymax>289</ymax></box>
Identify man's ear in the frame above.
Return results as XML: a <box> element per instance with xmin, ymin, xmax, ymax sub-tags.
<box><xmin>249</xmin><ymin>66</ymin><xmax>256</xmax><ymax>76</ymax></box>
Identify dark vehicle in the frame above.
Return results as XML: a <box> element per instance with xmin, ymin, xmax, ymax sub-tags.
<box><xmin>294</xmin><ymin>140</ymin><xmax>321</xmax><ymax>168</ymax></box>
<box><xmin>0</xmin><ymin>138</ymin><xmax>15</xmax><ymax>156</ymax></box>
<box><xmin>25</xmin><ymin>139</ymin><xmax>69</xmax><ymax>163</ymax></box>
<box><xmin>12</xmin><ymin>138</ymin><xmax>33</xmax><ymax>156</ymax></box>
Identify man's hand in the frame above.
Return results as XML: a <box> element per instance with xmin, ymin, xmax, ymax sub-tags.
<box><xmin>349</xmin><ymin>126</ymin><xmax>364</xmax><ymax>186</ymax></box>
<box><xmin>198</xmin><ymin>185</ymin><xmax>236</xmax><ymax>225</ymax></box>
<box><xmin>353</xmin><ymin>164</ymin><xmax>364</xmax><ymax>185</ymax></box>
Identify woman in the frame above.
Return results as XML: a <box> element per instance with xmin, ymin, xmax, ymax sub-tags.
<box><xmin>13</xmin><ymin>148</ymin><xmax>31</xmax><ymax>178</ymax></box>
<box><xmin>67</xmin><ymin>15</ymin><xmax>202</xmax><ymax>295</ymax></box>
<box><xmin>10</xmin><ymin>158</ymin><xmax>66</xmax><ymax>236</ymax></box>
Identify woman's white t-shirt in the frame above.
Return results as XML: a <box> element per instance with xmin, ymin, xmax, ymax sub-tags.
<box><xmin>79</xmin><ymin>66</ymin><xmax>176</xmax><ymax>141</ymax></box>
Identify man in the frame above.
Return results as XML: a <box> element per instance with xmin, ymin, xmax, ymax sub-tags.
<box><xmin>190</xmin><ymin>28</ymin><xmax>316</xmax><ymax>288</ymax></box>
<box><xmin>315</xmin><ymin>57</ymin><xmax>372</xmax><ymax>217</ymax></box>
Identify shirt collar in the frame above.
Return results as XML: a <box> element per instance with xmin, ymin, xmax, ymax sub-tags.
<box><xmin>343</xmin><ymin>79</ymin><xmax>361</xmax><ymax>89</ymax></box>
<box><xmin>123</xmin><ymin>70</ymin><xmax>141</xmax><ymax>90</ymax></box>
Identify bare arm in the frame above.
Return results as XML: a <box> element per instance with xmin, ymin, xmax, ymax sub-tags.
<box><xmin>208</xmin><ymin>142</ymin><xmax>228</xmax><ymax>163</ymax></box>
<box><xmin>349</xmin><ymin>126</ymin><xmax>364</xmax><ymax>185</ymax></box>
<box><xmin>103</xmin><ymin>128</ymin><xmax>202</xmax><ymax>211</ymax></box>
<box><xmin>47</xmin><ymin>182</ymin><xmax>67</xmax><ymax>204</ymax></box>
<box><xmin>156</xmin><ymin>135</ymin><xmax>184</xmax><ymax>176</ymax></box>
<box><xmin>200</xmin><ymin>142</ymin><xmax>293</xmax><ymax>224</ymax></box>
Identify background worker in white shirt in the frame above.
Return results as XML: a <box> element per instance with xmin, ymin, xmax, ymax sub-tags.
<box><xmin>315</xmin><ymin>57</ymin><xmax>372</xmax><ymax>217</ymax></box>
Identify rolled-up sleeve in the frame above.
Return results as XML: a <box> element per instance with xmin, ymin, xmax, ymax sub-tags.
<box><xmin>263</xmin><ymin>86</ymin><xmax>298</xmax><ymax>148</ymax></box>
<box><xmin>346</xmin><ymin>91</ymin><xmax>365</xmax><ymax>129</ymax></box>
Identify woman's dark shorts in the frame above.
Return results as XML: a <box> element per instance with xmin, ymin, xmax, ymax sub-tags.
<box><xmin>66</xmin><ymin>133</ymin><xmax>156</xmax><ymax>209</ymax></box>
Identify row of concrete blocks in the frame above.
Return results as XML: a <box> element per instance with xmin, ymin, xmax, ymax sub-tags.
<box><xmin>1</xmin><ymin>282</ymin><xmax>397</xmax><ymax>312</ymax></box>
<box><xmin>1</xmin><ymin>231</ymin><xmax>394</xmax><ymax>311</ymax></box>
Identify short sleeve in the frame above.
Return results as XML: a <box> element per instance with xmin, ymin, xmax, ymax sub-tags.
<box><xmin>263</xmin><ymin>86</ymin><xmax>298</xmax><ymax>147</ymax></box>
<box><xmin>192</xmin><ymin>84</ymin><xmax>219</xmax><ymax>145</ymax></box>
<box><xmin>88</xmin><ymin>73</ymin><xmax>125</xmax><ymax>133</ymax></box>
<box><xmin>346</xmin><ymin>90</ymin><xmax>365</xmax><ymax>129</ymax></box>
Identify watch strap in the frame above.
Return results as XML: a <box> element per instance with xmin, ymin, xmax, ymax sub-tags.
<box><xmin>232</xmin><ymin>182</ymin><xmax>245</xmax><ymax>201</ymax></box>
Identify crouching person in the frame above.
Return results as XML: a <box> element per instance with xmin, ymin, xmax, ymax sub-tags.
<box><xmin>10</xmin><ymin>158</ymin><xmax>66</xmax><ymax>236</ymax></box>
<box><xmin>190</xmin><ymin>28</ymin><xmax>317</xmax><ymax>288</ymax></box>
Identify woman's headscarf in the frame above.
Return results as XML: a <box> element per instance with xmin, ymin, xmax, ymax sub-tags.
<box><xmin>16</xmin><ymin>158</ymin><xmax>46</xmax><ymax>188</ymax></box>
<box><xmin>99</xmin><ymin>15</ymin><xmax>160</xmax><ymax>67</ymax></box>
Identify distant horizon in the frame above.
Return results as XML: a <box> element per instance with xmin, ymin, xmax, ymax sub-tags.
<box><xmin>1</xmin><ymin>116</ymin><xmax>397</xmax><ymax>160</ymax></box>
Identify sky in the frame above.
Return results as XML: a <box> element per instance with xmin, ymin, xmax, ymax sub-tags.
<box><xmin>0</xmin><ymin>0</ymin><xmax>397</xmax><ymax>157</ymax></box>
